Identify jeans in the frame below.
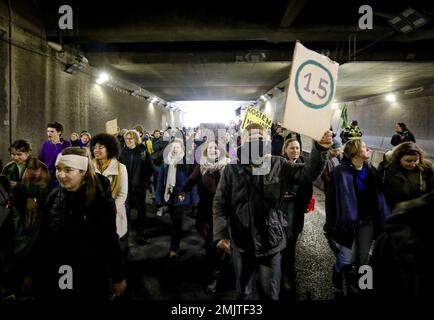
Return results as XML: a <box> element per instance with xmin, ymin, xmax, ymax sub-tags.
<box><xmin>335</xmin><ymin>218</ymin><xmax>374</xmax><ymax>272</ymax></box>
<box><xmin>232</xmin><ymin>248</ymin><xmax>282</xmax><ymax>300</ymax></box>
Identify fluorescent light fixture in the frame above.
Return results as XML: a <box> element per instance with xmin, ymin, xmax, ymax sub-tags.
<box><xmin>386</xmin><ymin>93</ymin><xmax>396</xmax><ymax>102</ymax></box>
<box><xmin>388</xmin><ymin>7</ymin><xmax>429</xmax><ymax>34</ymax></box>
<box><xmin>96</xmin><ymin>72</ymin><xmax>109</xmax><ymax>85</ymax></box>
<box><xmin>65</xmin><ymin>62</ymin><xmax>85</xmax><ymax>75</ymax></box>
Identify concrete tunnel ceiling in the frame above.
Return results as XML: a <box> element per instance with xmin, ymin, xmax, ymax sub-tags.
<box><xmin>40</xmin><ymin>0</ymin><xmax>434</xmax><ymax>101</ymax></box>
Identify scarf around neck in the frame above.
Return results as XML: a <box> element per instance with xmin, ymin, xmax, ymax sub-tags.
<box><xmin>93</xmin><ymin>159</ymin><xmax>121</xmax><ymax>199</ymax></box>
<box><xmin>164</xmin><ymin>151</ymin><xmax>184</xmax><ymax>202</ymax></box>
<box><xmin>199</xmin><ymin>156</ymin><xmax>231</xmax><ymax>175</ymax></box>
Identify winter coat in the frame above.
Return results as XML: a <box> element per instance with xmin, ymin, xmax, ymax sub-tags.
<box><xmin>281</xmin><ymin>156</ymin><xmax>313</xmax><ymax>236</ymax></box>
<box><xmin>378</xmin><ymin>160</ymin><xmax>434</xmax><ymax>212</ymax></box>
<box><xmin>38</xmin><ymin>139</ymin><xmax>71</xmax><ymax>172</ymax></box>
<box><xmin>213</xmin><ymin>143</ymin><xmax>328</xmax><ymax>258</ymax></box>
<box><xmin>155</xmin><ymin>163</ymin><xmax>199</xmax><ymax>207</ymax></box>
<box><xmin>371</xmin><ymin>191</ymin><xmax>434</xmax><ymax>299</ymax></box>
<box><xmin>93</xmin><ymin>159</ymin><xmax>128</xmax><ymax>238</ymax></box>
<box><xmin>2</xmin><ymin>158</ymin><xmax>50</xmax><ymax>260</ymax></box>
<box><xmin>120</xmin><ymin>144</ymin><xmax>153</xmax><ymax>189</ymax></box>
<box><xmin>152</xmin><ymin>137</ymin><xmax>169</xmax><ymax>167</ymax></box>
<box><xmin>328</xmin><ymin>157</ymin><xmax>391</xmax><ymax>248</ymax></box>
<box><xmin>182</xmin><ymin>164</ymin><xmax>220</xmax><ymax>223</ymax></box>
<box><xmin>37</xmin><ymin>173</ymin><xmax>124</xmax><ymax>299</ymax></box>
<box><xmin>271</xmin><ymin>134</ymin><xmax>284</xmax><ymax>156</ymax></box>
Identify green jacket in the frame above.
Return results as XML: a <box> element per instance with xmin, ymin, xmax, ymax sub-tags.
<box><xmin>2</xmin><ymin>158</ymin><xmax>50</xmax><ymax>260</ymax></box>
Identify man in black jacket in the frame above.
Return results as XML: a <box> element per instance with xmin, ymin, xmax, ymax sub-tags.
<box><xmin>213</xmin><ymin>123</ymin><xmax>332</xmax><ymax>300</ymax></box>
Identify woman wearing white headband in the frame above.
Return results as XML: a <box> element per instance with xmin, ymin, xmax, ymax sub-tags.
<box><xmin>36</xmin><ymin>147</ymin><xmax>126</xmax><ymax>300</ymax></box>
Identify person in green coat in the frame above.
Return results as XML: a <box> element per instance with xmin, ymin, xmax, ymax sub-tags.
<box><xmin>1</xmin><ymin>139</ymin><xmax>50</xmax><ymax>297</ymax></box>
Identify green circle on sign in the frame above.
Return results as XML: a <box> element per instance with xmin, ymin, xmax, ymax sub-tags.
<box><xmin>295</xmin><ymin>59</ymin><xmax>334</xmax><ymax>109</ymax></box>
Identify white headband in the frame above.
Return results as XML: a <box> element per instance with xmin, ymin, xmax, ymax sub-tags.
<box><xmin>55</xmin><ymin>154</ymin><xmax>89</xmax><ymax>171</ymax></box>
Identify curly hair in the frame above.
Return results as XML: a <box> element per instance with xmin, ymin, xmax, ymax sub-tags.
<box><xmin>89</xmin><ymin>133</ymin><xmax>121</xmax><ymax>159</ymax></box>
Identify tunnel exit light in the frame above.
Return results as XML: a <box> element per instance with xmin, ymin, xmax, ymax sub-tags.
<box><xmin>385</xmin><ymin>93</ymin><xmax>396</xmax><ymax>102</ymax></box>
<box><xmin>96</xmin><ymin>72</ymin><xmax>109</xmax><ymax>85</ymax></box>
<box><xmin>176</xmin><ymin>101</ymin><xmax>245</xmax><ymax>127</ymax></box>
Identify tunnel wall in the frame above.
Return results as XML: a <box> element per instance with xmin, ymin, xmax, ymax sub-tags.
<box><xmin>0</xmin><ymin>1</ymin><xmax>182</xmax><ymax>164</ymax></box>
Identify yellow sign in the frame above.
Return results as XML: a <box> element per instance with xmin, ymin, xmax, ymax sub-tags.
<box><xmin>105</xmin><ymin>118</ymin><xmax>118</xmax><ymax>135</ymax></box>
<box><xmin>241</xmin><ymin>106</ymin><xmax>272</xmax><ymax>129</ymax></box>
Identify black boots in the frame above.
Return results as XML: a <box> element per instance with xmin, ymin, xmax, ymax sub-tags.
<box><xmin>205</xmin><ymin>270</ymin><xmax>219</xmax><ymax>294</ymax></box>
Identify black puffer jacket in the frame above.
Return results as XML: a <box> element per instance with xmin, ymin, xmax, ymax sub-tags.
<box><xmin>36</xmin><ymin>174</ymin><xmax>124</xmax><ymax>299</ymax></box>
<box><xmin>213</xmin><ymin>143</ymin><xmax>328</xmax><ymax>257</ymax></box>
<box><xmin>371</xmin><ymin>191</ymin><xmax>434</xmax><ymax>299</ymax></box>
<box><xmin>120</xmin><ymin>144</ymin><xmax>153</xmax><ymax>188</ymax></box>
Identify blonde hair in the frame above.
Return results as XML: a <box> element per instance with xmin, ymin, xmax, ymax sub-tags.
<box><xmin>201</xmin><ymin>140</ymin><xmax>227</xmax><ymax>159</ymax></box>
<box><xmin>343</xmin><ymin>139</ymin><xmax>364</xmax><ymax>160</ymax></box>
<box><xmin>124</xmin><ymin>130</ymin><xmax>141</xmax><ymax>145</ymax></box>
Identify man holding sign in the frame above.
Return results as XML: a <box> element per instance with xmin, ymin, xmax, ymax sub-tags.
<box><xmin>283</xmin><ymin>42</ymin><xmax>339</xmax><ymax>141</ymax></box>
<box><xmin>213</xmin><ymin>123</ymin><xmax>332</xmax><ymax>300</ymax></box>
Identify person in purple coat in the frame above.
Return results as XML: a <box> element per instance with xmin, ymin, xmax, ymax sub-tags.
<box><xmin>38</xmin><ymin>122</ymin><xmax>71</xmax><ymax>189</ymax></box>
<box><xmin>328</xmin><ymin>139</ymin><xmax>390</xmax><ymax>295</ymax></box>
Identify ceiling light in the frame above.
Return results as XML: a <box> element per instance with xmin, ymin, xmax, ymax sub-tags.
<box><xmin>65</xmin><ymin>62</ymin><xmax>85</xmax><ymax>75</ymax></box>
<box><xmin>150</xmin><ymin>97</ymin><xmax>159</xmax><ymax>103</ymax></box>
<box><xmin>96</xmin><ymin>72</ymin><xmax>109</xmax><ymax>85</ymax></box>
<box><xmin>260</xmin><ymin>95</ymin><xmax>267</xmax><ymax>101</ymax></box>
<box><xmin>388</xmin><ymin>7</ymin><xmax>429</xmax><ymax>34</ymax></box>
<box><xmin>386</xmin><ymin>93</ymin><xmax>396</xmax><ymax>102</ymax></box>
<box><xmin>47</xmin><ymin>41</ymin><xmax>63</xmax><ymax>52</ymax></box>
<box><xmin>332</xmin><ymin>103</ymin><xmax>339</xmax><ymax>109</ymax></box>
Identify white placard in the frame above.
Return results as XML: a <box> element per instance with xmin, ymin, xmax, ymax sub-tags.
<box><xmin>283</xmin><ymin>42</ymin><xmax>339</xmax><ymax>141</ymax></box>
<box><xmin>105</xmin><ymin>118</ymin><xmax>118</xmax><ymax>135</ymax></box>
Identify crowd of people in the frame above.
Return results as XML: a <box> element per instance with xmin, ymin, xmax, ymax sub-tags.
<box><xmin>0</xmin><ymin>118</ymin><xmax>433</xmax><ymax>301</ymax></box>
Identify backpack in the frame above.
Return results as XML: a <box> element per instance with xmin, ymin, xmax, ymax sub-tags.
<box><xmin>0</xmin><ymin>176</ymin><xmax>12</xmax><ymax>229</ymax></box>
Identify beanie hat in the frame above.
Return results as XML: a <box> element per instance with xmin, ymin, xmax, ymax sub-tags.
<box><xmin>331</xmin><ymin>139</ymin><xmax>342</xmax><ymax>150</ymax></box>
